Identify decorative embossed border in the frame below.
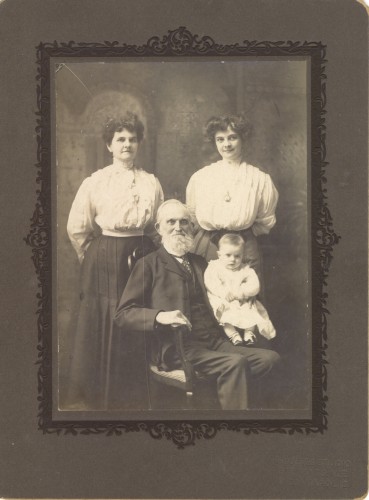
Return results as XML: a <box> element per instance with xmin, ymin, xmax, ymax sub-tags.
<box><xmin>25</xmin><ymin>27</ymin><xmax>339</xmax><ymax>448</ymax></box>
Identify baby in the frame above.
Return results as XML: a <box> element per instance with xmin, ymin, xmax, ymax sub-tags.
<box><xmin>204</xmin><ymin>233</ymin><xmax>276</xmax><ymax>346</ymax></box>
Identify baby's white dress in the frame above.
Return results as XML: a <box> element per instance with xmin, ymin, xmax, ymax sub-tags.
<box><xmin>204</xmin><ymin>260</ymin><xmax>276</xmax><ymax>339</ymax></box>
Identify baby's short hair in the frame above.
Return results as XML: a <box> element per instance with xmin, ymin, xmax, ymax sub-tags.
<box><xmin>218</xmin><ymin>233</ymin><xmax>245</xmax><ymax>249</ymax></box>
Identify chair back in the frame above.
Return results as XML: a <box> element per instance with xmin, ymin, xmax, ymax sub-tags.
<box><xmin>128</xmin><ymin>244</ymin><xmax>154</xmax><ymax>272</ymax></box>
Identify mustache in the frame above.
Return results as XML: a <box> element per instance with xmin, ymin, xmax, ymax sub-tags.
<box><xmin>170</xmin><ymin>232</ymin><xmax>193</xmax><ymax>240</ymax></box>
<box><xmin>162</xmin><ymin>233</ymin><xmax>194</xmax><ymax>253</ymax></box>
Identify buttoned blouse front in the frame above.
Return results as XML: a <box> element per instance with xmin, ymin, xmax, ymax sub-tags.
<box><xmin>67</xmin><ymin>163</ymin><xmax>164</xmax><ymax>261</ymax></box>
<box><xmin>186</xmin><ymin>160</ymin><xmax>278</xmax><ymax>236</ymax></box>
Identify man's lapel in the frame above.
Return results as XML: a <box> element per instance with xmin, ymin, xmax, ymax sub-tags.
<box><xmin>157</xmin><ymin>246</ymin><xmax>187</xmax><ymax>280</ymax></box>
<box><xmin>190</xmin><ymin>255</ymin><xmax>204</xmax><ymax>289</ymax></box>
<box><xmin>158</xmin><ymin>247</ymin><xmax>216</xmax><ymax>317</ymax></box>
<box><xmin>188</xmin><ymin>254</ymin><xmax>214</xmax><ymax>310</ymax></box>
<box><xmin>188</xmin><ymin>254</ymin><xmax>217</xmax><ymax>314</ymax></box>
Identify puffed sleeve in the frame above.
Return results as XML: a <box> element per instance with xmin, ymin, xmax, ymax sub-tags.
<box><xmin>154</xmin><ymin>177</ymin><xmax>164</xmax><ymax>215</ymax></box>
<box><xmin>252</xmin><ymin>173</ymin><xmax>279</xmax><ymax>236</ymax></box>
<box><xmin>185</xmin><ymin>173</ymin><xmax>199</xmax><ymax>230</ymax></box>
<box><xmin>67</xmin><ymin>177</ymin><xmax>98</xmax><ymax>263</ymax></box>
<box><xmin>144</xmin><ymin>177</ymin><xmax>164</xmax><ymax>246</ymax></box>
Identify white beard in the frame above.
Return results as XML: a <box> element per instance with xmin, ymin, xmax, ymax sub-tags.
<box><xmin>162</xmin><ymin>233</ymin><xmax>194</xmax><ymax>255</ymax></box>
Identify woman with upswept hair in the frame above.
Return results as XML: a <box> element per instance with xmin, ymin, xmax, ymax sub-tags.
<box><xmin>186</xmin><ymin>113</ymin><xmax>278</xmax><ymax>281</ymax></box>
<box><xmin>67</xmin><ymin>112</ymin><xmax>163</xmax><ymax>409</ymax></box>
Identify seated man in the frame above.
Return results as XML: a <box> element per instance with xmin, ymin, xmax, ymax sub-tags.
<box><xmin>114</xmin><ymin>199</ymin><xmax>280</xmax><ymax>410</ymax></box>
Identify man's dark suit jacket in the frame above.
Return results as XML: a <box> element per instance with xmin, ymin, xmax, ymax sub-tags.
<box><xmin>114</xmin><ymin>245</ymin><xmax>221</xmax><ymax>370</ymax></box>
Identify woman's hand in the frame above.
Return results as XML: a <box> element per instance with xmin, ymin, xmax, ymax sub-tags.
<box><xmin>156</xmin><ymin>310</ymin><xmax>192</xmax><ymax>330</ymax></box>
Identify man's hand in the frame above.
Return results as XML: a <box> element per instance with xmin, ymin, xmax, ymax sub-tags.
<box><xmin>156</xmin><ymin>310</ymin><xmax>192</xmax><ymax>330</ymax></box>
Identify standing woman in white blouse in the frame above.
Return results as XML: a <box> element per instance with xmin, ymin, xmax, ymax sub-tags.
<box><xmin>67</xmin><ymin>113</ymin><xmax>164</xmax><ymax>409</ymax></box>
<box><xmin>186</xmin><ymin>114</ymin><xmax>278</xmax><ymax>280</ymax></box>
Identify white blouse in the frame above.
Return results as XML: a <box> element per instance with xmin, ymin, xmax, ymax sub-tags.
<box><xmin>67</xmin><ymin>162</ymin><xmax>164</xmax><ymax>262</ymax></box>
<box><xmin>186</xmin><ymin>160</ymin><xmax>278</xmax><ymax>236</ymax></box>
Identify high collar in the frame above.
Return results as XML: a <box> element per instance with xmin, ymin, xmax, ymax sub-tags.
<box><xmin>111</xmin><ymin>158</ymin><xmax>136</xmax><ymax>172</ymax></box>
<box><xmin>219</xmin><ymin>158</ymin><xmax>245</xmax><ymax>169</ymax></box>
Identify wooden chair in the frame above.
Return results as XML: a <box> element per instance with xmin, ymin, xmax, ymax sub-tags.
<box><xmin>148</xmin><ymin>324</ymin><xmax>204</xmax><ymax>409</ymax></box>
<box><xmin>127</xmin><ymin>246</ymin><xmax>218</xmax><ymax>410</ymax></box>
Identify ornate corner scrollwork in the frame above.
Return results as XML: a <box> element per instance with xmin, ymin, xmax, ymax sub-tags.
<box><xmin>26</xmin><ymin>27</ymin><xmax>338</xmax><ymax>447</ymax></box>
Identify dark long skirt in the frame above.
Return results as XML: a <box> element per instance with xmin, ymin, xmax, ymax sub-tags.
<box><xmin>66</xmin><ymin>234</ymin><xmax>155</xmax><ymax>410</ymax></box>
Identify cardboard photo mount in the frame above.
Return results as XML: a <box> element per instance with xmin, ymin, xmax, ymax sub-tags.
<box><xmin>1</xmin><ymin>1</ymin><xmax>368</xmax><ymax>499</ymax></box>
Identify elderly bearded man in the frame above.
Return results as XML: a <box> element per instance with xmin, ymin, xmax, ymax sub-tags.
<box><xmin>114</xmin><ymin>199</ymin><xmax>280</xmax><ymax>410</ymax></box>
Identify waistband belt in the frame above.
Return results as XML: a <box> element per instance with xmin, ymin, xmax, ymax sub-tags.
<box><xmin>102</xmin><ymin>229</ymin><xmax>145</xmax><ymax>238</ymax></box>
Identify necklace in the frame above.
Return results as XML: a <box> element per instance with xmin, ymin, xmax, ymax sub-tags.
<box><xmin>223</xmin><ymin>160</ymin><xmax>243</xmax><ymax>202</ymax></box>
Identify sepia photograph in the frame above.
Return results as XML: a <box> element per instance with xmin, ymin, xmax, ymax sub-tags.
<box><xmin>55</xmin><ymin>57</ymin><xmax>310</xmax><ymax>414</ymax></box>
<box><xmin>1</xmin><ymin>0</ymin><xmax>368</xmax><ymax>497</ymax></box>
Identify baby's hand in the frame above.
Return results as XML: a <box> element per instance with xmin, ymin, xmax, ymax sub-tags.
<box><xmin>233</xmin><ymin>291</ymin><xmax>244</xmax><ymax>301</ymax></box>
<box><xmin>225</xmin><ymin>291</ymin><xmax>236</xmax><ymax>302</ymax></box>
<box><xmin>242</xmin><ymin>296</ymin><xmax>256</xmax><ymax>304</ymax></box>
<box><xmin>216</xmin><ymin>303</ymin><xmax>226</xmax><ymax>317</ymax></box>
